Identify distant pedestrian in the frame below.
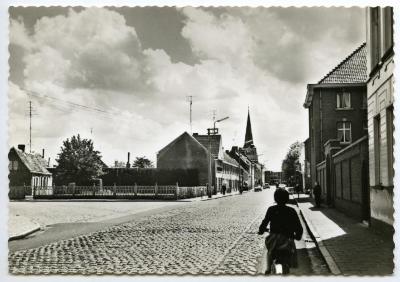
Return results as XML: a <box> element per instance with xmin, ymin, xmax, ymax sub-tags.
<box><xmin>295</xmin><ymin>184</ymin><xmax>301</xmax><ymax>199</ymax></box>
<box><xmin>222</xmin><ymin>183</ymin><xmax>227</xmax><ymax>195</ymax></box>
<box><xmin>313</xmin><ymin>182</ymin><xmax>322</xmax><ymax>208</ymax></box>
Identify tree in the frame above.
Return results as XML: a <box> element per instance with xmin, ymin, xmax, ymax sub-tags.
<box><xmin>133</xmin><ymin>156</ymin><xmax>154</xmax><ymax>168</ymax></box>
<box><xmin>282</xmin><ymin>141</ymin><xmax>303</xmax><ymax>186</ymax></box>
<box><xmin>55</xmin><ymin>134</ymin><xmax>105</xmax><ymax>185</ymax></box>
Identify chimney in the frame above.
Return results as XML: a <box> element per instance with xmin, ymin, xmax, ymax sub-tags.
<box><xmin>126</xmin><ymin>152</ymin><xmax>131</xmax><ymax>168</ymax></box>
<box><xmin>193</xmin><ymin>133</ymin><xmax>198</xmax><ymax>136</ymax></box>
<box><xmin>17</xmin><ymin>144</ymin><xmax>25</xmax><ymax>152</ymax></box>
<box><xmin>42</xmin><ymin>149</ymin><xmax>45</xmax><ymax>158</ymax></box>
<box><xmin>48</xmin><ymin>157</ymin><xmax>50</xmax><ymax>167</ymax></box>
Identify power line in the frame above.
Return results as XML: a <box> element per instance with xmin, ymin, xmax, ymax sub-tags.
<box><xmin>23</xmin><ymin>88</ymin><xmax>135</xmax><ymax>123</ymax></box>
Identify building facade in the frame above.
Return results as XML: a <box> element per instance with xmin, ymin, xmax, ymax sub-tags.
<box><xmin>366</xmin><ymin>7</ymin><xmax>394</xmax><ymax>230</ymax></box>
<box><xmin>304</xmin><ymin>43</ymin><xmax>368</xmax><ymax>204</ymax></box>
<box><xmin>157</xmin><ymin>131</ymin><xmax>240</xmax><ymax>194</ymax></box>
<box><xmin>8</xmin><ymin>145</ymin><xmax>53</xmax><ymax>193</ymax></box>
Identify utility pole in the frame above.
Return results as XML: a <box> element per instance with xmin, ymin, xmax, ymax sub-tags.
<box><xmin>186</xmin><ymin>95</ymin><xmax>194</xmax><ymax>134</ymax></box>
<box><xmin>29</xmin><ymin>100</ymin><xmax>32</xmax><ymax>153</ymax></box>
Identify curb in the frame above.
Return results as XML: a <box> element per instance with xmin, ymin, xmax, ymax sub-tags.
<box><xmin>293</xmin><ymin>197</ymin><xmax>342</xmax><ymax>275</ymax></box>
<box><xmin>9</xmin><ymin>226</ymin><xmax>41</xmax><ymax>241</ymax></box>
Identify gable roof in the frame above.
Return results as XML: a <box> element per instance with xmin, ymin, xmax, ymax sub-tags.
<box><xmin>319</xmin><ymin>43</ymin><xmax>367</xmax><ymax>84</ymax></box>
<box><xmin>193</xmin><ymin>134</ymin><xmax>222</xmax><ymax>159</ymax></box>
<box><xmin>222</xmin><ymin>151</ymin><xmax>239</xmax><ymax>167</ymax></box>
<box><xmin>157</xmin><ymin>132</ymin><xmax>208</xmax><ymax>160</ymax></box>
<box><xmin>304</xmin><ymin>43</ymin><xmax>367</xmax><ymax>108</ymax></box>
<box><xmin>11</xmin><ymin>147</ymin><xmax>51</xmax><ymax>175</ymax></box>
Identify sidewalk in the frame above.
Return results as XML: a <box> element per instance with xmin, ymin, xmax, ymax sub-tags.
<box><xmin>295</xmin><ymin>194</ymin><xmax>394</xmax><ymax>275</ymax></box>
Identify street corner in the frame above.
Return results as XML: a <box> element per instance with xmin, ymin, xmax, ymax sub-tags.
<box><xmin>8</xmin><ymin>214</ymin><xmax>41</xmax><ymax>241</ymax></box>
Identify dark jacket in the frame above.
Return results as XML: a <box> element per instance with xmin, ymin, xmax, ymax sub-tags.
<box><xmin>258</xmin><ymin>205</ymin><xmax>303</xmax><ymax>240</ymax></box>
<box><xmin>313</xmin><ymin>184</ymin><xmax>321</xmax><ymax>196</ymax></box>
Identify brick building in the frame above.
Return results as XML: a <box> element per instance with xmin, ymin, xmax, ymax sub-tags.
<box><xmin>304</xmin><ymin>43</ymin><xmax>368</xmax><ymax>204</ymax></box>
<box><xmin>366</xmin><ymin>7</ymin><xmax>394</xmax><ymax>231</ymax></box>
<box><xmin>157</xmin><ymin>131</ymin><xmax>240</xmax><ymax>194</ymax></box>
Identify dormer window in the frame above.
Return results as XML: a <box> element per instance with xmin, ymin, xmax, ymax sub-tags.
<box><xmin>337</xmin><ymin>92</ymin><xmax>351</xmax><ymax>109</ymax></box>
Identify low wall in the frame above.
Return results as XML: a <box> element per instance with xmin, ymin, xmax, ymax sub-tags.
<box><xmin>332</xmin><ymin>136</ymin><xmax>369</xmax><ymax>221</ymax></box>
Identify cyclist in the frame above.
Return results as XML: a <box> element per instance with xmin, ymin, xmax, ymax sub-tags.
<box><xmin>258</xmin><ymin>188</ymin><xmax>303</xmax><ymax>274</ymax></box>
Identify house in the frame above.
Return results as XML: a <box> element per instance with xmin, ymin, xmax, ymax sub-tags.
<box><xmin>157</xmin><ymin>132</ymin><xmax>209</xmax><ymax>185</ymax></box>
<box><xmin>192</xmin><ymin>132</ymin><xmax>240</xmax><ymax>193</ymax></box>
<box><xmin>303</xmin><ymin>43</ymin><xmax>372</xmax><ymax>221</ymax></box>
<box><xmin>157</xmin><ymin>131</ymin><xmax>240</xmax><ymax>193</ymax></box>
<box><xmin>227</xmin><ymin>146</ymin><xmax>252</xmax><ymax>188</ymax></box>
<box><xmin>366</xmin><ymin>7</ymin><xmax>394</xmax><ymax>232</ymax></box>
<box><xmin>304</xmin><ymin>43</ymin><xmax>368</xmax><ymax>205</ymax></box>
<box><xmin>8</xmin><ymin>145</ymin><xmax>52</xmax><ymax>194</ymax></box>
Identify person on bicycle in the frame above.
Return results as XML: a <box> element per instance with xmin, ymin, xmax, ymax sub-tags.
<box><xmin>258</xmin><ymin>188</ymin><xmax>303</xmax><ymax>274</ymax></box>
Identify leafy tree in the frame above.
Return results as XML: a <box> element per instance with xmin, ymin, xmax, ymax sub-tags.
<box><xmin>133</xmin><ymin>156</ymin><xmax>154</xmax><ymax>168</ymax></box>
<box><xmin>55</xmin><ymin>134</ymin><xmax>105</xmax><ymax>185</ymax></box>
<box><xmin>282</xmin><ymin>141</ymin><xmax>302</xmax><ymax>185</ymax></box>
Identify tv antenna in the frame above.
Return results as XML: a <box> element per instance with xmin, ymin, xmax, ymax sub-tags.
<box><xmin>186</xmin><ymin>95</ymin><xmax>194</xmax><ymax>133</ymax></box>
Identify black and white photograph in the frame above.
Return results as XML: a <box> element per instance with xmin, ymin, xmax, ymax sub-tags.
<box><xmin>3</xmin><ymin>0</ymin><xmax>398</xmax><ymax>278</ymax></box>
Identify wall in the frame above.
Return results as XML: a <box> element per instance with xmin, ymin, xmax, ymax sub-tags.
<box><xmin>157</xmin><ymin>133</ymin><xmax>209</xmax><ymax>185</ymax></box>
<box><xmin>367</xmin><ymin>52</ymin><xmax>394</xmax><ymax>227</ymax></box>
<box><xmin>332</xmin><ymin>136</ymin><xmax>369</xmax><ymax>221</ymax></box>
<box><xmin>309</xmin><ymin>85</ymin><xmax>367</xmax><ymax>198</ymax></box>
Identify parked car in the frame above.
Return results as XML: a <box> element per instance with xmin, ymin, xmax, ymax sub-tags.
<box><xmin>263</xmin><ymin>183</ymin><xmax>270</xmax><ymax>189</ymax></box>
<box><xmin>286</xmin><ymin>186</ymin><xmax>295</xmax><ymax>194</ymax></box>
<box><xmin>254</xmin><ymin>185</ymin><xmax>263</xmax><ymax>192</ymax></box>
<box><xmin>278</xmin><ymin>183</ymin><xmax>287</xmax><ymax>189</ymax></box>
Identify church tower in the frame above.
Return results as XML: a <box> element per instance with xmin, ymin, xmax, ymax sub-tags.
<box><xmin>243</xmin><ymin>109</ymin><xmax>258</xmax><ymax>162</ymax></box>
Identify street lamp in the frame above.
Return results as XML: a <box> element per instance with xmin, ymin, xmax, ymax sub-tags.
<box><xmin>207</xmin><ymin>116</ymin><xmax>229</xmax><ymax>198</ymax></box>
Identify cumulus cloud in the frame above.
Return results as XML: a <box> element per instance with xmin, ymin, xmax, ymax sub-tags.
<box><xmin>8</xmin><ymin>7</ymin><xmax>364</xmax><ymax>170</ymax></box>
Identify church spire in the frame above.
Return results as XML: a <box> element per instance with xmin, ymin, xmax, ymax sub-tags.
<box><xmin>244</xmin><ymin>108</ymin><xmax>254</xmax><ymax>148</ymax></box>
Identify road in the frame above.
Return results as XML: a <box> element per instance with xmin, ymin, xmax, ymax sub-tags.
<box><xmin>9</xmin><ymin>188</ymin><xmax>329</xmax><ymax>275</ymax></box>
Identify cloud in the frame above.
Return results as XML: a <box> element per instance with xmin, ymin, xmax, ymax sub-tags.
<box><xmin>8</xmin><ymin>7</ymin><xmax>364</xmax><ymax>170</ymax></box>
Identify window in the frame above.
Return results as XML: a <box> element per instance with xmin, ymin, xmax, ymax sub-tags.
<box><xmin>374</xmin><ymin>115</ymin><xmax>381</xmax><ymax>185</ymax></box>
<box><xmin>386</xmin><ymin>106</ymin><xmax>394</xmax><ymax>186</ymax></box>
<box><xmin>337</xmin><ymin>92</ymin><xmax>351</xmax><ymax>109</ymax></box>
<box><xmin>337</xmin><ymin>121</ymin><xmax>352</xmax><ymax>143</ymax></box>
<box><xmin>9</xmin><ymin>160</ymin><xmax>18</xmax><ymax>171</ymax></box>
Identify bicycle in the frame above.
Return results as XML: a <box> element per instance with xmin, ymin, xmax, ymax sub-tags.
<box><xmin>258</xmin><ymin>228</ymin><xmax>291</xmax><ymax>275</ymax></box>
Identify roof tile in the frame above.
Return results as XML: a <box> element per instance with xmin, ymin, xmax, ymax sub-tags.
<box><xmin>319</xmin><ymin>43</ymin><xmax>367</xmax><ymax>84</ymax></box>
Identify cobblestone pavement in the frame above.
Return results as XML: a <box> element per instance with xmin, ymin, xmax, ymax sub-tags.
<box><xmin>9</xmin><ymin>190</ymin><xmax>327</xmax><ymax>275</ymax></box>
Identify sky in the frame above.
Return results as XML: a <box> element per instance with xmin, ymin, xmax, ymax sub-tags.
<box><xmin>8</xmin><ymin>6</ymin><xmax>365</xmax><ymax>171</ymax></box>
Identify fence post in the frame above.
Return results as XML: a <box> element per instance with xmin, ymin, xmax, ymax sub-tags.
<box><xmin>155</xmin><ymin>182</ymin><xmax>158</xmax><ymax>199</ymax></box>
<box><xmin>134</xmin><ymin>183</ymin><xmax>138</xmax><ymax>197</ymax></box>
<box><xmin>176</xmin><ymin>182</ymin><xmax>179</xmax><ymax>200</ymax></box>
<box><xmin>113</xmin><ymin>183</ymin><xmax>116</xmax><ymax>197</ymax></box>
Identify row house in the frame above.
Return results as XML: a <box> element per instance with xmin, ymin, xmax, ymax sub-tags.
<box><xmin>366</xmin><ymin>7</ymin><xmax>394</xmax><ymax>232</ymax></box>
<box><xmin>304</xmin><ymin>43</ymin><xmax>370</xmax><ymax>220</ymax></box>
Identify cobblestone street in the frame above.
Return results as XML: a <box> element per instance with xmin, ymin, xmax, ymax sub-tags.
<box><xmin>9</xmin><ymin>189</ymin><xmax>327</xmax><ymax>275</ymax></box>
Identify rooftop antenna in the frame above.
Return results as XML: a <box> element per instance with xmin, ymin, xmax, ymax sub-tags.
<box><xmin>186</xmin><ymin>95</ymin><xmax>194</xmax><ymax>133</ymax></box>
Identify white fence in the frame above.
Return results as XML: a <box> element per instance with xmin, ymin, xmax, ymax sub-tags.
<box><xmin>10</xmin><ymin>184</ymin><xmax>207</xmax><ymax>200</ymax></box>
